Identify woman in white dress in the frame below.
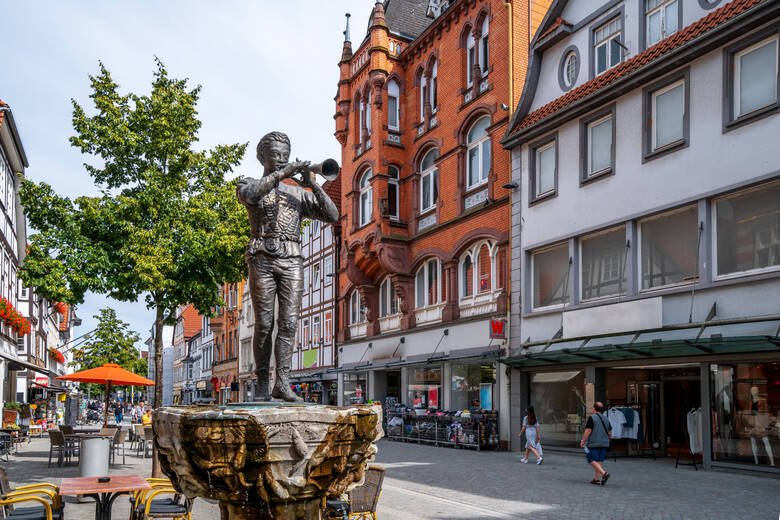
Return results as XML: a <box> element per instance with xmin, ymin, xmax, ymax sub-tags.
<box><xmin>518</xmin><ymin>406</ymin><xmax>543</xmax><ymax>464</ymax></box>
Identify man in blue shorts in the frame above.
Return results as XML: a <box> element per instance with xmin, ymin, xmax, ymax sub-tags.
<box><xmin>580</xmin><ymin>401</ymin><xmax>611</xmax><ymax>485</ymax></box>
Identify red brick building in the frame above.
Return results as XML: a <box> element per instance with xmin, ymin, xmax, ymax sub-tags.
<box><xmin>333</xmin><ymin>0</ymin><xmax>550</xmax><ymax>446</ymax></box>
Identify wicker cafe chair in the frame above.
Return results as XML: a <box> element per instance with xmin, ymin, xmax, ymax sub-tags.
<box><xmin>0</xmin><ymin>466</ymin><xmax>63</xmax><ymax>520</ymax></box>
<box><xmin>325</xmin><ymin>466</ymin><xmax>385</xmax><ymax>520</ymax></box>
<box><xmin>111</xmin><ymin>429</ymin><xmax>129</xmax><ymax>465</ymax></box>
<box><xmin>46</xmin><ymin>431</ymin><xmax>75</xmax><ymax>467</ymax></box>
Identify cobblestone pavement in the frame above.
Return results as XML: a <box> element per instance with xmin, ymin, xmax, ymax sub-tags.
<box><xmin>4</xmin><ymin>433</ymin><xmax>779</xmax><ymax>519</ymax></box>
<box><xmin>373</xmin><ymin>440</ymin><xmax>780</xmax><ymax>520</ymax></box>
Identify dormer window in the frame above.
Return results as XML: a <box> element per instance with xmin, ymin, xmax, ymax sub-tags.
<box><xmin>646</xmin><ymin>0</ymin><xmax>679</xmax><ymax>48</ymax></box>
<box><xmin>593</xmin><ymin>17</ymin><xmax>622</xmax><ymax>76</ymax></box>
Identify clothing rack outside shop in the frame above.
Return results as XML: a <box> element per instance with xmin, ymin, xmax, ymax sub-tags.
<box><xmin>606</xmin><ymin>401</ymin><xmax>657</xmax><ymax>461</ymax></box>
<box><xmin>676</xmin><ymin>407</ymin><xmax>703</xmax><ymax>470</ymax></box>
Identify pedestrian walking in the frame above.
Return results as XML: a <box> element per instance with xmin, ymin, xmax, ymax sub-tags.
<box><xmin>113</xmin><ymin>401</ymin><xmax>123</xmax><ymax>424</ymax></box>
<box><xmin>518</xmin><ymin>406</ymin><xmax>543</xmax><ymax>465</ymax></box>
<box><xmin>580</xmin><ymin>401</ymin><xmax>612</xmax><ymax>485</ymax></box>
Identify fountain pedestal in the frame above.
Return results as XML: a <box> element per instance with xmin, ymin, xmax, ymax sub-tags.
<box><xmin>154</xmin><ymin>403</ymin><xmax>383</xmax><ymax>520</ymax></box>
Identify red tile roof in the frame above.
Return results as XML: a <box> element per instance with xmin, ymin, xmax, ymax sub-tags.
<box><xmin>538</xmin><ymin>17</ymin><xmax>572</xmax><ymax>41</ymax></box>
<box><xmin>513</xmin><ymin>0</ymin><xmax>765</xmax><ymax>134</ymax></box>
<box><xmin>323</xmin><ymin>176</ymin><xmax>342</xmax><ymax>214</ymax></box>
<box><xmin>180</xmin><ymin>304</ymin><xmax>202</xmax><ymax>339</ymax></box>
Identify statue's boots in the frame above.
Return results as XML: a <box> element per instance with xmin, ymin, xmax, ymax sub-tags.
<box><xmin>255</xmin><ymin>373</ymin><xmax>271</xmax><ymax>401</ymax></box>
<box><xmin>271</xmin><ymin>367</ymin><xmax>303</xmax><ymax>402</ymax></box>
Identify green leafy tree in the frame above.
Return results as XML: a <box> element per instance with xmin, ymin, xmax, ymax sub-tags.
<box><xmin>19</xmin><ymin>59</ymin><xmax>248</xmax><ymax>476</ymax></box>
<box><xmin>74</xmin><ymin>307</ymin><xmax>145</xmax><ymax>396</ymax></box>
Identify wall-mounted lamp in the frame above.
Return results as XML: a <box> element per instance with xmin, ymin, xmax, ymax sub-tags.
<box><xmin>500</xmin><ymin>103</ymin><xmax>510</xmax><ymax>111</ymax></box>
<box><xmin>443</xmin><ymin>329</ymin><xmax>449</xmax><ymax>336</ymax></box>
<box><xmin>399</xmin><ymin>337</ymin><xmax>405</xmax><ymax>343</ymax></box>
<box><xmin>502</xmin><ymin>181</ymin><xmax>519</xmax><ymax>190</ymax></box>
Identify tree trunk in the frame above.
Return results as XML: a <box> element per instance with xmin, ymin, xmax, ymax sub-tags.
<box><xmin>152</xmin><ymin>304</ymin><xmax>165</xmax><ymax>478</ymax></box>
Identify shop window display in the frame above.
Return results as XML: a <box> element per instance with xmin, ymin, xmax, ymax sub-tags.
<box><xmin>711</xmin><ymin>362</ymin><xmax>779</xmax><ymax>467</ymax></box>
<box><xmin>451</xmin><ymin>362</ymin><xmax>496</xmax><ymax>411</ymax></box>
<box><xmin>407</xmin><ymin>366</ymin><xmax>441</xmax><ymax>411</ymax></box>
<box><xmin>343</xmin><ymin>372</ymin><xmax>367</xmax><ymax>405</ymax></box>
<box><xmin>530</xmin><ymin>370</ymin><xmax>586</xmax><ymax>446</ymax></box>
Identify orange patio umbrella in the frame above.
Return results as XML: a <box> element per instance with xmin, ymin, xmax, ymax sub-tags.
<box><xmin>57</xmin><ymin>363</ymin><xmax>155</xmax><ymax>426</ymax></box>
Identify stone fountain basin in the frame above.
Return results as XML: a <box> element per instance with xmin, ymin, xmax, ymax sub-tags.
<box><xmin>154</xmin><ymin>403</ymin><xmax>383</xmax><ymax>510</ymax></box>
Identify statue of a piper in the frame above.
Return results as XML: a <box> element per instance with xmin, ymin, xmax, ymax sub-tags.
<box><xmin>236</xmin><ymin>131</ymin><xmax>339</xmax><ymax>402</ymax></box>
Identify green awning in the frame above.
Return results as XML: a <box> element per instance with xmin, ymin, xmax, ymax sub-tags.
<box><xmin>501</xmin><ymin>335</ymin><xmax>780</xmax><ymax>368</ymax></box>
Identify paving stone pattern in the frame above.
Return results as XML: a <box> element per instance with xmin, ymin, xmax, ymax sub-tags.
<box><xmin>4</xmin><ymin>433</ymin><xmax>779</xmax><ymax>519</ymax></box>
<box><xmin>373</xmin><ymin>440</ymin><xmax>780</xmax><ymax>520</ymax></box>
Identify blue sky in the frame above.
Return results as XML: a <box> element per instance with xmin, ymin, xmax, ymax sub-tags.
<box><xmin>1</xmin><ymin>1</ymin><xmax>374</xmax><ymax>347</ymax></box>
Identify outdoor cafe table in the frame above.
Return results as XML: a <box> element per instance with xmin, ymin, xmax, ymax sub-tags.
<box><xmin>59</xmin><ymin>474</ymin><xmax>151</xmax><ymax>520</ymax></box>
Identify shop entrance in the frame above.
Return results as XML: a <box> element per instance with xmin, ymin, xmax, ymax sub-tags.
<box><xmin>607</xmin><ymin>364</ymin><xmax>701</xmax><ymax>458</ymax></box>
<box><xmin>386</xmin><ymin>371</ymin><xmax>401</xmax><ymax>400</ymax></box>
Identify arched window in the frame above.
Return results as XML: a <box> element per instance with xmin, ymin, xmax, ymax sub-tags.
<box><xmin>430</xmin><ymin>61</ymin><xmax>438</xmax><ymax>111</ymax></box>
<box><xmin>466</xmin><ymin>31</ymin><xmax>476</xmax><ymax>87</ymax></box>
<box><xmin>459</xmin><ymin>241</ymin><xmax>503</xmax><ymax>301</ymax></box>
<box><xmin>415</xmin><ymin>258</ymin><xmax>443</xmax><ymax>308</ymax></box>
<box><xmin>387</xmin><ymin>166</ymin><xmax>399</xmax><ymax>219</ymax></box>
<box><xmin>359</xmin><ymin>169</ymin><xmax>372</xmax><ymax>226</ymax></box>
<box><xmin>420</xmin><ymin>149</ymin><xmax>439</xmax><ymax>213</ymax></box>
<box><xmin>419</xmin><ymin>74</ymin><xmax>427</xmax><ymax>122</ymax></box>
<box><xmin>387</xmin><ymin>80</ymin><xmax>400</xmax><ymax>130</ymax></box>
<box><xmin>461</xmin><ymin>255</ymin><xmax>473</xmax><ymax>297</ymax></box>
<box><xmin>349</xmin><ymin>291</ymin><xmax>365</xmax><ymax>324</ymax></box>
<box><xmin>480</xmin><ymin>16</ymin><xmax>489</xmax><ymax>75</ymax></box>
<box><xmin>466</xmin><ymin>117</ymin><xmax>491</xmax><ymax>188</ymax></box>
<box><xmin>379</xmin><ymin>278</ymin><xmax>399</xmax><ymax>317</ymax></box>
<box><xmin>366</xmin><ymin>90</ymin><xmax>372</xmax><ymax>137</ymax></box>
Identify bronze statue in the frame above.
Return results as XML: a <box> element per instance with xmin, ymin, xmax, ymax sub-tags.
<box><xmin>236</xmin><ymin>131</ymin><xmax>339</xmax><ymax>402</ymax></box>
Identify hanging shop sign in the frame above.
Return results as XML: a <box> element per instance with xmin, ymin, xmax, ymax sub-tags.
<box><xmin>489</xmin><ymin>320</ymin><xmax>506</xmax><ymax>340</ymax></box>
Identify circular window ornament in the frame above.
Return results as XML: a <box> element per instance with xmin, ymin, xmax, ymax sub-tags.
<box><xmin>697</xmin><ymin>0</ymin><xmax>722</xmax><ymax>9</ymax></box>
<box><xmin>557</xmin><ymin>45</ymin><xmax>581</xmax><ymax>91</ymax></box>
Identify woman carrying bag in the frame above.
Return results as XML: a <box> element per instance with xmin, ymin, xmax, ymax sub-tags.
<box><xmin>518</xmin><ymin>406</ymin><xmax>543</xmax><ymax>465</ymax></box>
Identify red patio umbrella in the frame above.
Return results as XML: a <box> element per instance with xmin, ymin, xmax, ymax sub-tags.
<box><xmin>57</xmin><ymin>363</ymin><xmax>155</xmax><ymax>426</ymax></box>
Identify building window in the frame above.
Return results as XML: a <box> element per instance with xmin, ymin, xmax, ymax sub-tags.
<box><xmin>323</xmin><ymin>257</ymin><xmax>333</xmax><ymax>283</ymax></box>
<box><xmin>311</xmin><ymin>220</ymin><xmax>320</xmax><ymax>238</ymax></box>
<box><xmin>324</xmin><ymin>311</ymin><xmax>333</xmax><ymax>343</ymax></box>
<box><xmin>580</xmin><ymin>226</ymin><xmax>627</xmax><ymax>301</ymax></box>
<box><xmin>710</xmin><ymin>361</ymin><xmax>779</xmax><ymax>468</ymax></box>
<box><xmin>562</xmin><ymin>49</ymin><xmax>579</xmax><ymax>90</ymax></box>
<box><xmin>419</xmin><ymin>73</ymin><xmax>427</xmax><ymax>122</ymax></box>
<box><xmin>531</xmin><ymin>243</ymin><xmax>570</xmax><ymax>309</ymax></box>
<box><xmin>415</xmin><ymin>258</ymin><xmax>442</xmax><ymax>308</ymax></box>
<box><xmin>593</xmin><ymin>17</ymin><xmax>622</xmax><ymax>76</ymax></box>
<box><xmin>580</xmin><ymin>107</ymin><xmax>614</xmax><ymax>181</ymax></box>
<box><xmin>731</xmin><ymin>34</ymin><xmax>779</xmax><ymax>122</ymax></box>
<box><xmin>408</xmin><ymin>366</ymin><xmax>441</xmax><ymax>410</ymax></box>
<box><xmin>715</xmin><ymin>180</ymin><xmax>780</xmax><ymax>278</ymax></box>
<box><xmin>349</xmin><ymin>291</ymin><xmax>366</xmax><ymax>325</ymax></box>
<box><xmin>529</xmin><ymin>135</ymin><xmax>557</xmax><ymax>202</ymax></box>
<box><xmin>466</xmin><ymin>117</ymin><xmax>491</xmax><ymax>189</ymax></box>
<box><xmin>430</xmin><ymin>61</ymin><xmax>438</xmax><ymax>112</ymax></box>
<box><xmin>387</xmin><ymin>166</ymin><xmax>400</xmax><ymax>219</ymax></box>
<box><xmin>480</xmin><ymin>17</ymin><xmax>489</xmax><ymax>75</ymax></box>
<box><xmin>312</xmin><ymin>315</ymin><xmax>321</xmax><ymax>345</ymax></box>
<box><xmin>303</xmin><ymin>264</ymin><xmax>309</xmax><ymax>290</ymax></box>
<box><xmin>643</xmin><ymin>70</ymin><xmax>689</xmax><ymax>160</ymax></box>
<box><xmin>365</xmin><ymin>90</ymin><xmax>372</xmax><ymax>137</ymax></box>
<box><xmin>466</xmin><ymin>32</ymin><xmax>476</xmax><ymax>87</ymax></box>
<box><xmin>312</xmin><ymin>263</ymin><xmax>321</xmax><ymax>290</ymax></box>
<box><xmin>640</xmin><ymin>205</ymin><xmax>699</xmax><ymax>290</ymax></box>
<box><xmin>451</xmin><ymin>361</ymin><xmax>496</xmax><ymax>411</ymax></box>
<box><xmin>460</xmin><ymin>241</ymin><xmax>499</xmax><ymax>298</ymax></box>
<box><xmin>387</xmin><ymin>80</ymin><xmax>400</xmax><ymax>130</ymax></box>
<box><xmin>646</xmin><ymin>0</ymin><xmax>679</xmax><ymax>47</ymax></box>
<box><xmin>302</xmin><ymin>318</ymin><xmax>310</xmax><ymax>347</ymax></box>
<box><xmin>379</xmin><ymin>278</ymin><xmax>399</xmax><ymax>317</ymax></box>
<box><xmin>359</xmin><ymin>169</ymin><xmax>372</xmax><ymax>226</ymax></box>
<box><xmin>419</xmin><ymin>149</ymin><xmax>439</xmax><ymax>213</ymax></box>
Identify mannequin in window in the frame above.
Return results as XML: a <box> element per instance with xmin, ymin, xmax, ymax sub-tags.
<box><xmin>747</xmin><ymin>385</ymin><xmax>775</xmax><ymax>466</ymax></box>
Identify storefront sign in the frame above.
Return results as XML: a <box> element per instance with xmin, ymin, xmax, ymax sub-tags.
<box><xmin>302</xmin><ymin>348</ymin><xmax>319</xmax><ymax>369</ymax></box>
<box><xmin>489</xmin><ymin>320</ymin><xmax>506</xmax><ymax>339</ymax></box>
<box><xmin>34</xmin><ymin>377</ymin><xmax>48</xmax><ymax>385</ymax></box>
